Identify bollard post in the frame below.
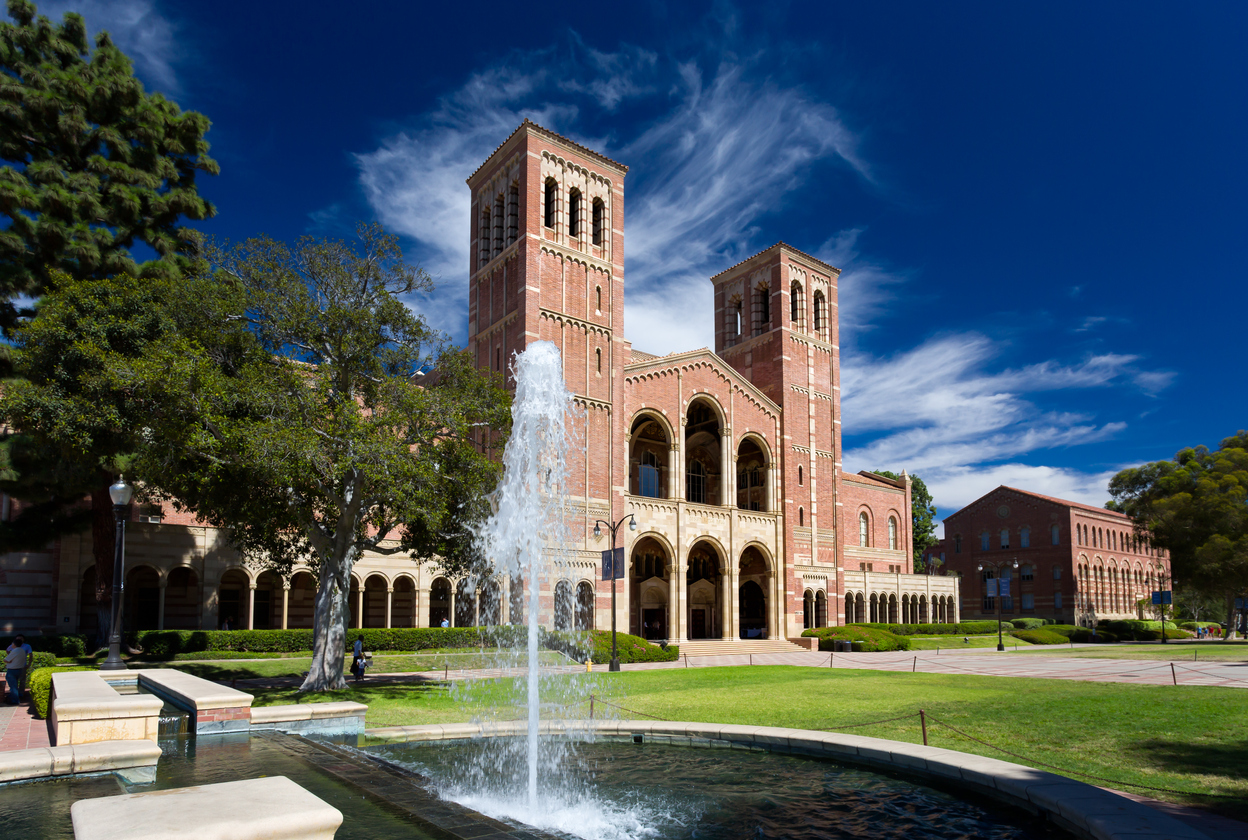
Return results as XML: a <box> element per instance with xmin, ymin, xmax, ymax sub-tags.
<box><xmin>1194</xmin><ymin>650</ymin><xmax>1197</xmax><ymax>662</ymax></box>
<box><xmin>920</xmin><ymin>709</ymin><xmax>928</xmax><ymax>746</ymax></box>
<box><xmin>1171</xmin><ymin>662</ymin><xmax>1177</xmax><ymax>685</ymax></box>
<box><xmin>590</xmin><ymin>695</ymin><xmax>595</xmax><ymax>720</ymax></box>
<box><xmin>829</xmin><ymin>651</ymin><xmax>833</xmax><ymax>668</ymax></box>
<box><xmin>750</xmin><ymin>653</ymin><xmax>753</xmax><ymax>667</ymax></box>
<box><xmin>912</xmin><ymin>656</ymin><xmax>917</xmax><ymax>673</ymax></box>
<box><xmin>684</xmin><ymin>653</ymin><xmax>688</xmax><ymax>669</ymax></box>
<box><xmin>445</xmin><ymin>665</ymin><xmax>448</xmax><ymax>682</ymax></box>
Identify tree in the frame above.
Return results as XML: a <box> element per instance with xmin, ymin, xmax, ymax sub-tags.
<box><xmin>1109</xmin><ymin>432</ymin><xmax>1248</xmax><ymax>638</ymax></box>
<box><xmin>872</xmin><ymin>470</ymin><xmax>938</xmax><ymax>569</ymax></box>
<box><xmin>115</xmin><ymin>225</ymin><xmax>509</xmax><ymax>691</ymax></box>
<box><xmin>0</xmin><ymin>0</ymin><xmax>216</xmax><ymax>644</ymax></box>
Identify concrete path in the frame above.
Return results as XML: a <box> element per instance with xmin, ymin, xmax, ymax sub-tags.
<box><xmin>0</xmin><ymin>699</ymin><xmax>52</xmax><ymax>752</ymax></box>
<box><xmin>622</xmin><ymin>649</ymin><xmax>1248</xmax><ymax>687</ymax></box>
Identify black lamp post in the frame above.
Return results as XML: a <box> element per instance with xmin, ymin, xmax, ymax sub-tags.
<box><xmin>977</xmin><ymin>557</ymin><xmax>1019</xmax><ymax>652</ymax></box>
<box><xmin>593</xmin><ymin>513</ymin><xmax>637</xmax><ymax>672</ymax></box>
<box><xmin>100</xmin><ymin>477</ymin><xmax>133</xmax><ymax>671</ymax></box>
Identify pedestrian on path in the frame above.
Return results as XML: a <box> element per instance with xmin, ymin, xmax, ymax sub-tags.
<box><xmin>4</xmin><ymin>635</ymin><xmax>30</xmax><ymax>704</ymax></box>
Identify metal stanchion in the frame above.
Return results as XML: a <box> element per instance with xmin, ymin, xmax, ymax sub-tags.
<box><xmin>1171</xmin><ymin>663</ymin><xmax>1177</xmax><ymax>685</ymax></box>
<box><xmin>912</xmin><ymin>656</ymin><xmax>917</xmax><ymax>672</ymax></box>
<box><xmin>920</xmin><ymin>709</ymin><xmax>928</xmax><ymax>746</ymax></box>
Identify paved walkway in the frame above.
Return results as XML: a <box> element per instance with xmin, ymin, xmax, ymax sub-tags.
<box><xmin>621</xmin><ymin>649</ymin><xmax>1248</xmax><ymax>687</ymax></box>
<box><xmin>0</xmin><ymin>698</ymin><xmax>51</xmax><ymax>752</ymax></box>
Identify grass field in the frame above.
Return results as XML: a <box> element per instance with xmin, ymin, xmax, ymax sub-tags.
<box><xmin>1009</xmin><ymin>642</ymin><xmax>1248</xmax><ymax>661</ymax></box>
<box><xmin>232</xmin><ymin>663</ymin><xmax>1248</xmax><ymax>818</ymax></box>
<box><xmin>907</xmin><ymin>634</ymin><xmax>1035</xmax><ymax>651</ymax></box>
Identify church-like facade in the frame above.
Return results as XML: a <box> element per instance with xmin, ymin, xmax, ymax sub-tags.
<box><xmin>0</xmin><ymin>120</ymin><xmax>958</xmax><ymax>643</ymax></box>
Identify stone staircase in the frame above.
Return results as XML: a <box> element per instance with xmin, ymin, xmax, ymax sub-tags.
<box><xmin>675</xmin><ymin>639</ymin><xmax>809</xmax><ymax>657</ymax></box>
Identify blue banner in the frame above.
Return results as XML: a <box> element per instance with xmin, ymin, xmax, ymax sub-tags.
<box><xmin>1152</xmin><ymin>591</ymin><xmax>1172</xmax><ymax>605</ymax></box>
<box><xmin>998</xmin><ymin>577</ymin><xmax>1010</xmax><ymax>597</ymax></box>
<box><xmin>601</xmin><ymin>547</ymin><xmax>625</xmax><ymax>581</ymax></box>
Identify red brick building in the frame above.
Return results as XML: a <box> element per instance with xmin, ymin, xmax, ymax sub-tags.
<box><xmin>931</xmin><ymin>486</ymin><xmax>1171</xmax><ymax>626</ymax></box>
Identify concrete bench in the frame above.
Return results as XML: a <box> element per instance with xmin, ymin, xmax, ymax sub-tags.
<box><xmin>250</xmin><ymin>701</ymin><xmax>367</xmax><ymax>736</ymax></box>
<box><xmin>50</xmin><ymin>672</ymin><xmax>163</xmax><ymax>746</ymax></box>
<box><xmin>0</xmin><ymin>740</ymin><xmax>161</xmax><ymax>784</ymax></box>
<box><xmin>71</xmin><ymin>775</ymin><xmax>344</xmax><ymax>840</ymax></box>
<box><xmin>136</xmin><ymin>669</ymin><xmax>253</xmax><ymax>735</ymax></box>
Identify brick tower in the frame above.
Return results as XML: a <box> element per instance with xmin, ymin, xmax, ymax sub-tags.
<box><xmin>710</xmin><ymin>245</ymin><xmax>844</xmax><ymax>632</ymax></box>
<box><xmin>466</xmin><ymin>121</ymin><xmax>629</xmax><ymax>622</ymax></box>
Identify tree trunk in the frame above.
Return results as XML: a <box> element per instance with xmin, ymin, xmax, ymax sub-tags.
<box><xmin>91</xmin><ymin>483</ymin><xmax>115</xmax><ymax>652</ymax></box>
<box><xmin>299</xmin><ymin>550</ymin><xmax>355</xmax><ymax>692</ymax></box>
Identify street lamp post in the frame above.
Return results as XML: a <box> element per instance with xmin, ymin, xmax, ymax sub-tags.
<box><xmin>593</xmin><ymin>513</ymin><xmax>637</xmax><ymax>672</ymax></box>
<box><xmin>100</xmin><ymin>477</ymin><xmax>133</xmax><ymax>671</ymax></box>
<box><xmin>977</xmin><ymin>557</ymin><xmax>1019</xmax><ymax>652</ymax></box>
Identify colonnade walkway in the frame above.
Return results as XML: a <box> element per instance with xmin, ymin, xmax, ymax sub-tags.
<box><xmin>622</xmin><ymin>646</ymin><xmax>1248</xmax><ymax>688</ymax></box>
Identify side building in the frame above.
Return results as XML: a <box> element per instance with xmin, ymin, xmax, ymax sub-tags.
<box><xmin>932</xmin><ymin>486</ymin><xmax>1171</xmax><ymax>626</ymax></box>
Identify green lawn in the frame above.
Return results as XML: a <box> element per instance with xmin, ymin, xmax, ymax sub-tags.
<box><xmin>1009</xmin><ymin>642</ymin><xmax>1248</xmax><ymax>661</ymax></box>
<box><xmin>234</xmin><ymin>664</ymin><xmax>1248</xmax><ymax>818</ymax></box>
<box><xmin>906</xmin><ymin>634</ymin><xmax>1035</xmax><ymax>651</ymax></box>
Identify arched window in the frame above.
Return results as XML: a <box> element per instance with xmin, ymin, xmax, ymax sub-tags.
<box><xmin>1020</xmin><ymin>526</ymin><xmax>1030</xmax><ymax>548</ymax></box>
<box><xmin>888</xmin><ymin>516</ymin><xmax>898</xmax><ymax>550</ymax></box>
<box><xmin>507</xmin><ymin>183</ymin><xmax>519</xmax><ymax>244</ymax></box>
<box><xmin>592</xmin><ymin>198</ymin><xmax>604</xmax><ymax>246</ymax></box>
<box><xmin>639</xmin><ymin>450</ymin><xmax>660</xmax><ymax>498</ymax></box>
<box><xmin>595</xmin><ymin>347</ymin><xmax>602</xmax><ymax>373</ymax></box>
<box><xmin>754</xmin><ymin>283</ymin><xmax>770</xmax><ymax>335</ymax></box>
<box><xmin>1051</xmin><ymin>525</ymin><xmax>1060</xmax><ymax>545</ymax></box>
<box><xmin>687</xmin><ymin>460</ymin><xmax>707</xmax><ymax>505</ymax></box>
<box><xmin>790</xmin><ymin>281</ymin><xmax>804</xmax><ymax>328</ymax></box>
<box><xmin>595</xmin><ymin>286</ymin><xmax>602</xmax><ymax>312</ymax></box>
<box><xmin>798</xmin><ymin>465</ymin><xmax>803</xmax><ymax>486</ymax></box>
<box><xmin>859</xmin><ymin>512</ymin><xmax>869</xmax><ymax>546</ymax></box>
<box><xmin>568</xmin><ymin>188</ymin><xmax>582</xmax><ymax>237</ymax></box>
<box><xmin>734</xmin><ymin>299</ymin><xmax>743</xmax><ymax>337</ymax></box>
<box><xmin>479</xmin><ymin>207</ymin><xmax>491</xmax><ymax>266</ymax></box>
<box><xmin>544</xmin><ymin>178</ymin><xmax>557</xmax><ymax>229</ymax></box>
<box><xmin>813</xmin><ymin>291</ymin><xmax>827</xmax><ymax>339</ymax></box>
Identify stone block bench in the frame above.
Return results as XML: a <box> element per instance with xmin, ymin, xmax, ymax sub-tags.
<box><xmin>70</xmin><ymin>775</ymin><xmax>343</xmax><ymax>840</ymax></box>
<box><xmin>250</xmin><ymin>701</ymin><xmax>367</xmax><ymax>736</ymax></box>
<box><xmin>135</xmin><ymin>669</ymin><xmax>253</xmax><ymax>735</ymax></box>
<box><xmin>50</xmin><ymin>672</ymin><xmax>163</xmax><ymax>746</ymax></box>
<box><xmin>0</xmin><ymin>740</ymin><xmax>160</xmax><ymax>785</ymax></box>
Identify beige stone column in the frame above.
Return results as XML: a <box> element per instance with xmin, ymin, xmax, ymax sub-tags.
<box><xmin>281</xmin><ymin>584</ymin><xmax>290</xmax><ymax>630</ymax></box>
<box><xmin>385</xmin><ymin>587</ymin><xmax>393</xmax><ymax>629</ymax></box>
<box><xmin>667</xmin><ymin>560</ymin><xmax>680</xmax><ymax>642</ymax></box>
<box><xmin>157</xmin><ymin>580</ymin><xmax>167</xmax><ymax>631</ymax></box>
<box><xmin>766</xmin><ymin>571</ymin><xmax>777</xmax><ymax>639</ymax></box>
<box><xmin>730</xmin><ymin>567</ymin><xmax>740</xmax><ymax>639</ymax></box>
<box><xmin>355</xmin><ymin>586</ymin><xmax>364</xmax><ymax>629</ymax></box>
<box><xmin>247</xmin><ymin>584</ymin><xmax>256</xmax><ymax>630</ymax></box>
<box><xmin>672</xmin><ymin>439</ymin><xmax>683</xmax><ymax>500</ymax></box>
<box><xmin>720</xmin><ymin>427</ymin><xmax>732</xmax><ymax>506</ymax></box>
<box><xmin>720</xmin><ymin>566</ymin><xmax>731</xmax><ymax>639</ymax></box>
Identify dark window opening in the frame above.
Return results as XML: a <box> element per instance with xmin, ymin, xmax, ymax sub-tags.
<box><xmin>544</xmin><ymin>179</ymin><xmax>557</xmax><ymax>228</ymax></box>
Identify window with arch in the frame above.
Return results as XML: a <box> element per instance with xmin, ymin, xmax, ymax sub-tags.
<box><xmin>798</xmin><ymin>465</ymin><xmax>803</xmax><ymax>486</ymax></box>
<box><xmin>790</xmin><ymin>281</ymin><xmax>804</xmax><ymax>328</ymax></box>
<box><xmin>591</xmin><ymin>198</ymin><xmax>604</xmax><ymax>246</ymax></box>
<box><xmin>754</xmin><ymin>282</ymin><xmax>770</xmax><ymax>335</ymax></box>
<box><xmin>813</xmin><ymin>290</ymin><xmax>827</xmax><ymax>339</ymax></box>
<box><xmin>1020</xmin><ymin>526</ymin><xmax>1030</xmax><ymax>548</ymax></box>
<box><xmin>686</xmin><ymin>460</ymin><xmax>707</xmax><ymax>505</ymax></box>
<box><xmin>1051</xmin><ymin>524</ymin><xmax>1060</xmax><ymax>545</ymax></box>
<box><xmin>888</xmin><ymin>516</ymin><xmax>898</xmax><ymax>550</ymax></box>
<box><xmin>734</xmin><ymin>299</ymin><xmax>743</xmax><ymax>337</ymax></box>
<box><xmin>639</xmin><ymin>450</ymin><xmax>660</xmax><ymax>498</ymax></box>
<box><xmin>859</xmin><ymin>512</ymin><xmax>870</xmax><ymax>546</ymax></box>
<box><xmin>544</xmin><ymin>178</ymin><xmax>557</xmax><ymax>229</ymax></box>
<box><xmin>595</xmin><ymin>285</ymin><xmax>602</xmax><ymax>312</ymax></box>
<box><xmin>595</xmin><ymin>347</ymin><xmax>602</xmax><ymax>374</ymax></box>
<box><xmin>479</xmin><ymin>206</ymin><xmax>491</xmax><ymax>266</ymax></box>
<box><xmin>568</xmin><ymin>188</ymin><xmax>582</xmax><ymax>238</ymax></box>
<box><xmin>507</xmin><ymin>183</ymin><xmax>519</xmax><ymax>244</ymax></box>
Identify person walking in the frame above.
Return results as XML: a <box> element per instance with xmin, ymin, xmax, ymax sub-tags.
<box><xmin>351</xmin><ymin>634</ymin><xmax>367</xmax><ymax>683</ymax></box>
<box><xmin>4</xmin><ymin>634</ymin><xmax>31</xmax><ymax>705</ymax></box>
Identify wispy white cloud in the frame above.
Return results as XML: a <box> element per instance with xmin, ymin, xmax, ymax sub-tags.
<box><xmin>38</xmin><ymin>0</ymin><xmax>180</xmax><ymax>94</ymax></box>
<box><xmin>929</xmin><ymin>463</ymin><xmax>1120</xmax><ymax>535</ymax></box>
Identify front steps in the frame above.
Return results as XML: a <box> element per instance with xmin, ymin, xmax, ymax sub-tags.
<box><xmin>675</xmin><ymin>639</ymin><xmax>808</xmax><ymax>657</ymax></box>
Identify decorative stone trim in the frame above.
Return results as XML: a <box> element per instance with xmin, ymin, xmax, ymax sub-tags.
<box><xmin>0</xmin><ymin>739</ymin><xmax>160</xmax><ymax>784</ymax></box>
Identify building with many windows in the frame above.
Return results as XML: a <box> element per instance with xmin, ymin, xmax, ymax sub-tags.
<box><xmin>930</xmin><ymin>486</ymin><xmax>1170</xmax><ymax>626</ymax></box>
<box><xmin>0</xmin><ymin>120</ymin><xmax>958</xmax><ymax>643</ymax></box>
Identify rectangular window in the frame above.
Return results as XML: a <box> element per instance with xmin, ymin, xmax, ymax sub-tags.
<box><xmin>1001</xmin><ymin>596</ymin><xmax>1014</xmax><ymax>613</ymax></box>
<box><xmin>1053</xmin><ymin>566</ymin><xmax>1062</xmax><ymax>580</ymax></box>
<box><xmin>1000</xmin><ymin>529</ymin><xmax>1010</xmax><ymax>549</ymax></box>
<box><xmin>981</xmin><ymin>532</ymin><xmax>990</xmax><ymax>551</ymax></box>
<box><xmin>1021</xmin><ymin>566</ymin><xmax>1034</xmax><ymax>581</ymax></box>
<box><xmin>1054</xmin><ymin>592</ymin><xmax>1063</xmax><ymax>610</ymax></box>
<box><xmin>1022</xmin><ymin>593</ymin><xmax>1035</xmax><ymax>611</ymax></box>
<box><xmin>1020</xmin><ymin>528</ymin><xmax>1030</xmax><ymax>548</ymax></box>
<box><xmin>954</xmin><ymin>536</ymin><xmax>961</xmax><ymax>553</ymax></box>
<box><xmin>639</xmin><ymin>465</ymin><xmax>659</xmax><ymax>499</ymax></box>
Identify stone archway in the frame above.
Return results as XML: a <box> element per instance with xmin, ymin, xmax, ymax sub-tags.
<box><xmin>815</xmin><ymin>590</ymin><xmax>827</xmax><ymax>628</ymax></box>
<box><xmin>575</xmin><ymin>581</ymin><xmax>595</xmax><ymax>631</ymax></box>
<box><xmin>630</xmin><ymin>536</ymin><xmax>671</xmax><ymax>639</ymax></box>
<box><xmin>739</xmin><ymin>545</ymin><xmax>770</xmax><ymax>638</ymax></box>
<box><xmin>429</xmin><ymin>577</ymin><xmax>451</xmax><ymax>627</ymax></box>
<box><xmin>686</xmin><ymin>540</ymin><xmax>724</xmax><ymax>639</ymax></box>
<box><xmin>163</xmin><ymin>567</ymin><xmax>200</xmax><ymax>630</ymax></box>
<box><xmin>554</xmin><ymin>580</ymin><xmax>573</xmax><ymax>631</ymax></box>
<box><xmin>803</xmin><ymin>589</ymin><xmax>814</xmax><ymax>630</ymax></box>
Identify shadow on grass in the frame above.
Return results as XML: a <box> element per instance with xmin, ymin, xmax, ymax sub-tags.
<box><xmin>251</xmin><ymin>681</ymin><xmax>447</xmax><ymax>705</ymax></box>
<box><xmin>1124</xmin><ymin>738</ymin><xmax>1248</xmax><ymax>818</ymax></box>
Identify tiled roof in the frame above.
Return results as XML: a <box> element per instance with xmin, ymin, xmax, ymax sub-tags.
<box><xmin>466</xmin><ymin>119</ymin><xmax>629</xmax><ymax>184</ymax></box>
<box><xmin>1000</xmin><ymin>486</ymin><xmax>1128</xmax><ymax>519</ymax></box>
<box><xmin>708</xmin><ymin>242</ymin><xmax>842</xmax><ymax>282</ymax></box>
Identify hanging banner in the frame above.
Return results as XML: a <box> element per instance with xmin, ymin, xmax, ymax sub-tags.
<box><xmin>601</xmin><ymin>547</ymin><xmax>625</xmax><ymax>581</ymax></box>
<box><xmin>1152</xmin><ymin>591</ymin><xmax>1172</xmax><ymax>605</ymax></box>
<box><xmin>985</xmin><ymin>579</ymin><xmax>998</xmax><ymax>597</ymax></box>
<box><xmin>998</xmin><ymin>577</ymin><xmax>1010</xmax><ymax>597</ymax></box>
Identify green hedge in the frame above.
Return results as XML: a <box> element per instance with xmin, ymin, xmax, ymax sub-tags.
<box><xmin>1047</xmin><ymin>624</ymin><xmax>1119</xmax><ymax>643</ymax></box>
<box><xmin>1009</xmin><ymin>629</ymin><xmax>1069</xmax><ymax>645</ymax></box>
<box><xmin>848</xmin><ymin>621</ymin><xmax>1004</xmax><ymax>636</ymax></box>
<box><xmin>1</xmin><ymin>634</ymin><xmax>89</xmax><ymax>657</ymax></box>
<box><xmin>1133</xmin><ymin>627</ymin><xmax>1194</xmax><ymax>641</ymax></box>
<box><xmin>802</xmin><ymin>626</ymin><xmax>911</xmax><ymax>651</ymax></box>
<box><xmin>1099</xmin><ymin>620</ymin><xmax>1192</xmax><ymax>641</ymax></box>
<box><xmin>27</xmin><ymin>665</ymin><xmax>97</xmax><ymax>719</ymax></box>
<box><xmin>544</xmin><ymin>630</ymin><xmax>678</xmax><ymax>664</ymax></box>
<box><xmin>1178</xmin><ymin>621</ymin><xmax>1221</xmax><ymax>630</ymax></box>
<box><xmin>1009</xmin><ymin>618</ymin><xmax>1047</xmax><ymax>630</ymax></box>
<box><xmin>128</xmin><ymin>627</ymin><xmax>536</xmax><ymax>657</ymax></box>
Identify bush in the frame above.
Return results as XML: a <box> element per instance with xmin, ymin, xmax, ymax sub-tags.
<box><xmin>1099</xmin><ymin>620</ymin><xmax>1190</xmax><ymax>641</ymax></box>
<box><xmin>1178</xmin><ymin>621</ymin><xmax>1220</xmax><ymax>631</ymax></box>
<box><xmin>1009</xmin><ymin>629</ymin><xmax>1068</xmax><ymax>645</ymax></box>
<box><xmin>1010</xmin><ymin>618</ymin><xmax>1047</xmax><ymax>630</ymax></box>
<box><xmin>128</xmin><ymin>626</ymin><xmax>536</xmax><ymax>657</ymax></box>
<box><xmin>544</xmin><ymin>630</ymin><xmax>678</xmax><ymax>665</ymax></box>
<box><xmin>802</xmin><ymin>626</ymin><xmax>910</xmax><ymax>651</ymax></box>
<box><xmin>1047</xmin><ymin>625</ymin><xmax>1119</xmax><ymax>643</ymax></box>
<box><xmin>1132</xmin><ymin>627</ymin><xmax>1194</xmax><ymax>641</ymax></box>
<box><xmin>0</xmin><ymin>634</ymin><xmax>90</xmax><ymax>657</ymax></box>
<box><xmin>27</xmin><ymin>665</ymin><xmax>97</xmax><ymax>719</ymax></box>
<box><xmin>848</xmin><ymin>621</ymin><xmax>1004</xmax><ymax>636</ymax></box>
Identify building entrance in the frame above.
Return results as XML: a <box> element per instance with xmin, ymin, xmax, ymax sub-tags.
<box><xmin>642</xmin><ymin>608</ymin><xmax>666</xmax><ymax>640</ymax></box>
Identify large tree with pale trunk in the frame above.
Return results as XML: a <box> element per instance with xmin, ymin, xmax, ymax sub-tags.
<box><xmin>114</xmin><ymin>225</ymin><xmax>509</xmax><ymax>690</ymax></box>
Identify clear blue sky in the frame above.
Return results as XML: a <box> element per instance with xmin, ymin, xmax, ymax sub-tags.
<box><xmin>39</xmin><ymin>1</ymin><xmax>1247</xmax><ymax>527</ymax></box>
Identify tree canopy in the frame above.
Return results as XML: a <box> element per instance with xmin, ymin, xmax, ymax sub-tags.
<box><xmin>1108</xmin><ymin>431</ymin><xmax>1248</xmax><ymax>632</ymax></box>
<box><xmin>872</xmin><ymin>470</ymin><xmax>938</xmax><ymax>568</ymax></box>
<box><xmin>111</xmin><ymin>225</ymin><xmax>509</xmax><ymax>690</ymax></box>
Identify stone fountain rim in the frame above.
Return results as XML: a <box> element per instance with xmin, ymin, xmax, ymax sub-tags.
<box><xmin>362</xmin><ymin>719</ymin><xmax>1210</xmax><ymax>840</ymax></box>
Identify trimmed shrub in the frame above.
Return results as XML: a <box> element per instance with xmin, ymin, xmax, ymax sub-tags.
<box><xmin>129</xmin><ymin>627</ymin><xmax>534</xmax><ymax>657</ymax></box>
<box><xmin>1132</xmin><ymin>627</ymin><xmax>1194</xmax><ymax>641</ymax></box>
<box><xmin>1178</xmin><ymin>621</ymin><xmax>1220</xmax><ymax>631</ymax></box>
<box><xmin>848</xmin><ymin>621</ymin><xmax>1004</xmax><ymax>636</ymax></box>
<box><xmin>1010</xmin><ymin>618</ymin><xmax>1047</xmax><ymax>630</ymax></box>
<box><xmin>1099</xmin><ymin>620</ymin><xmax>1190</xmax><ymax>641</ymax></box>
<box><xmin>1009</xmin><ymin>629</ymin><xmax>1068</xmax><ymax>645</ymax></box>
<box><xmin>0</xmin><ymin>634</ymin><xmax>90</xmax><ymax>657</ymax></box>
<box><xmin>27</xmin><ymin>665</ymin><xmax>97</xmax><ymax>719</ymax></box>
<box><xmin>1047</xmin><ymin>625</ymin><xmax>1119</xmax><ymax>643</ymax></box>
<box><xmin>803</xmin><ymin>626</ymin><xmax>910</xmax><ymax>651</ymax></box>
<box><xmin>545</xmin><ymin>630</ymin><xmax>678</xmax><ymax>664</ymax></box>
